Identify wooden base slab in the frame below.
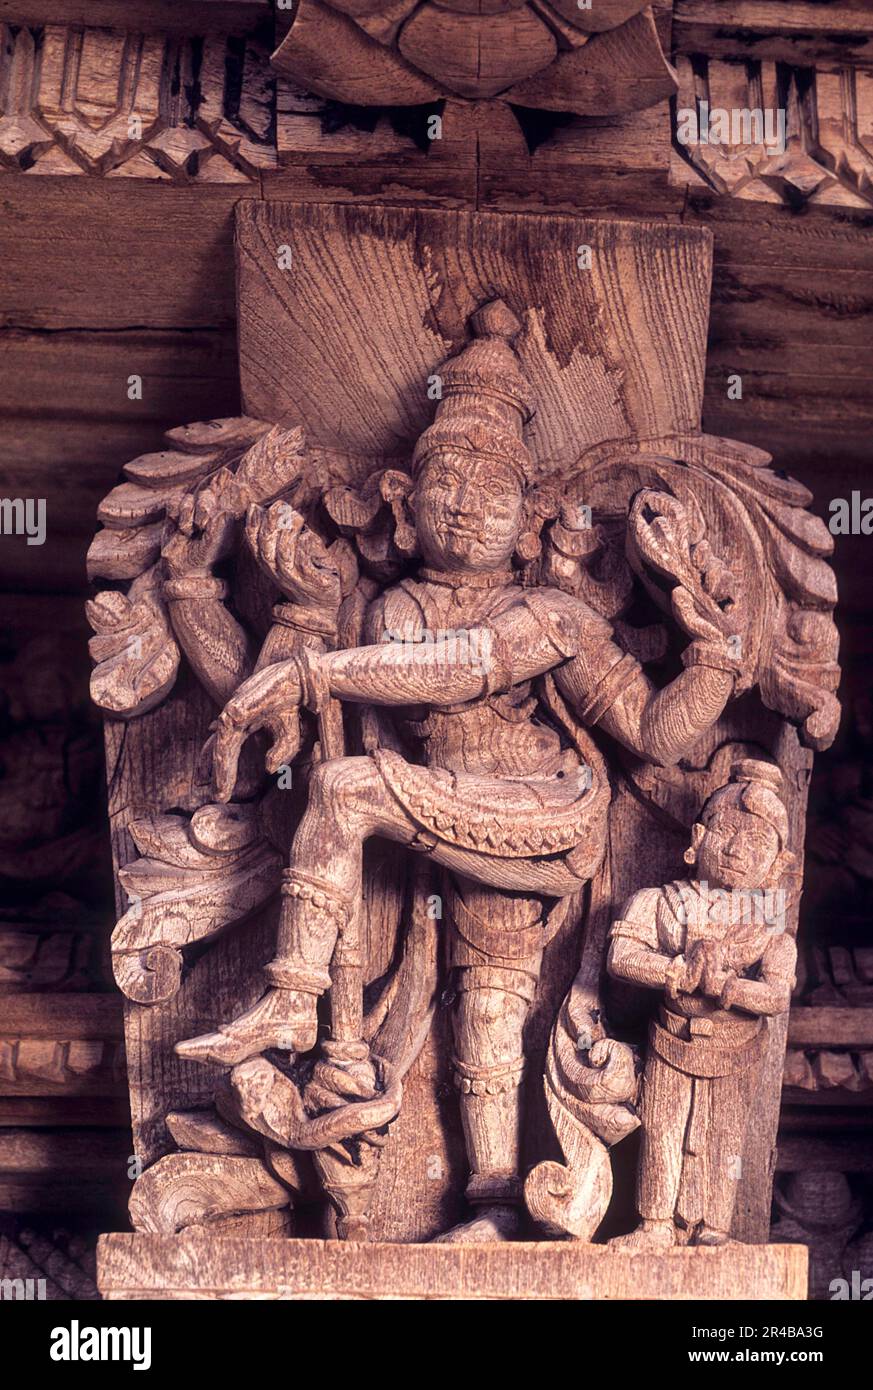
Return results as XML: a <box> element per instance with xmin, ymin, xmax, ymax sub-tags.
<box><xmin>97</xmin><ymin>1234</ymin><xmax>808</xmax><ymax>1301</ymax></box>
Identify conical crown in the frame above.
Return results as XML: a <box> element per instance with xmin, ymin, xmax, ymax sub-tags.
<box><xmin>412</xmin><ymin>299</ymin><xmax>535</xmax><ymax>484</ymax></box>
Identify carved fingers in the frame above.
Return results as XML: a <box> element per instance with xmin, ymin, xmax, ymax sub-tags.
<box><xmin>245</xmin><ymin>501</ymin><xmax>342</xmax><ymax>608</ymax></box>
<box><xmin>629</xmin><ymin>489</ymin><xmax>745</xmax><ymax>640</ymax></box>
<box><xmin>162</xmin><ymin>468</ymin><xmax>246</xmax><ymax>576</ymax></box>
<box><xmin>667</xmin><ymin>944</ymin><xmax>705</xmax><ymax>998</ymax></box>
<box><xmin>211</xmin><ymin>659</ymin><xmax>303</xmax><ymax>800</ymax></box>
<box><xmin>698</xmin><ymin>939</ymin><xmax>734</xmax><ymax>999</ymax></box>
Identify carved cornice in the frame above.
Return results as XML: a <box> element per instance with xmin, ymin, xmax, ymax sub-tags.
<box><xmin>2</xmin><ymin>6</ymin><xmax>872</xmax><ymax>212</ymax></box>
<box><xmin>0</xmin><ymin>22</ymin><xmax>276</xmax><ymax>178</ymax></box>
<box><xmin>672</xmin><ymin>55</ymin><xmax>873</xmax><ymax>208</ymax></box>
<box><xmin>674</xmin><ymin>1</ymin><xmax>873</xmax><ymax>70</ymax></box>
<box><xmin>0</xmin><ymin>995</ymin><xmax>124</xmax><ymax>1097</ymax></box>
<box><xmin>784</xmin><ymin>1003</ymin><xmax>873</xmax><ymax>1096</ymax></box>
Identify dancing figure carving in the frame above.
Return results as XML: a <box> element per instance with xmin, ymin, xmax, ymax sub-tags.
<box><xmin>88</xmin><ymin>297</ymin><xmax>839</xmax><ymax>1244</ymax></box>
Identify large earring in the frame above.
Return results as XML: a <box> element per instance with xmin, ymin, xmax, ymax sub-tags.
<box><xmin>515</xmin><ymin>483</ymin><xmax>560</xmax><ymax>565</ymax></box>
<box><xmin>683</xmin><ymin>845</ymin><xmax>696</xmax><ymax>865</ymax></box>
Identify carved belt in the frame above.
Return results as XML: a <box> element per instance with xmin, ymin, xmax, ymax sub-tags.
<box><xmin>371</xmin><ymin>747</ymin><xmax>608</xmax><ymax>859</ymax></box>
<box><xmin>650</xmin><ymin>1014</ymin><xmax>768</xmax><ymax>1078</ymax></box>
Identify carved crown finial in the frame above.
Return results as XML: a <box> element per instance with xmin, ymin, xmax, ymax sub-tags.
<box><xmin>469</xmin><ymin>298</ymin><xmax>522</xmax><ymax>343</ymax></box>
<box><xmin>412</xmin><ymin>298</ymin><xmax>535</xmax><ymax>483</ymax></box>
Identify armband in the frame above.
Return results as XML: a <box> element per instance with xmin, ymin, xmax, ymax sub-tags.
<box><xmin>272</xmin><ymin>602</ymin><xmax>337</xmax><ymax>639</ymax></box>
<box><xmin>577</xmin><ymin>651</ymin><xmax>641</xmax><ymax>725</ymax></box>
<box><xmin>293</xmin><ymin>646</ymin><xmax>332</xmax><ymax>715</ymax></box>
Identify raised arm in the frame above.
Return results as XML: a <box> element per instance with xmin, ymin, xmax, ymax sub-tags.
<box><xmin>560</xmin><ymin>648</ymin><xmax>736</xmax><ymax>768</ymax></box>
<box><xmin>524</xmin><ymin>586</ymin><xmax>740</xmax><ymax>767</ymax></box>
<box><xmin>161</xmin><ymin>515</ymin><xmax>254</xmax><ymax>707</ymax></box>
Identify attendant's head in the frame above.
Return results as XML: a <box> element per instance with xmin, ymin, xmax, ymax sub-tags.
<box><xmin>685</xmin><ymin>760</ymin><xmax>793</xmax><ymax>891</ymax></box>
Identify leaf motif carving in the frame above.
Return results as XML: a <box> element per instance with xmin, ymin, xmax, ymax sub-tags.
<box><xmin>111</xmin><ymin>803</ymin><xmax>281</xmax><ymax>1003</ymax></box>
<box><xmin>86</xmin><ymin>521</ymin><xmax>163</xmax><ymax>581</ymax></box>
<box><xmin>128</xmin><ymin>1152</ymin><xmax>291</xmax><ymax>1235</ymax></box>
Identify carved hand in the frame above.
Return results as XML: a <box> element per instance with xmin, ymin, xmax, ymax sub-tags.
<box><xmin>162</xmin><ymin>468</ymin><xmax>247</xmax><ymax>578</ymax></box>
<box><xmin>175</xmin><ymin>467</ymin><xmax>249</xmax><ymax>537</ymax></box>
<box><xmin>212</xmin><ymin>658</ymin><xmax>304</xmax><ymax>801</ymax></box>
<box><xmin>628</xmin><ymin>490</ymin><xmax>747</xmax><ymax>659</ymax></box>
<box><xmin>666</xmin><ymin>944</ymin><xmax>706</xmax><ymax>998</ymax></box>
<box><xmin>161</xmin><ymin>511</ymin><xmax>237</xmax><ymax>579</ymax></box>
<box><xmin>245</xmin><ymin>502</ymin><xmax>342</xmax><ymax>608</ymax></box>
<box><xmin>694</xmin><ymin>938</ymin><xmax>734</xmax><ymax>999</ymax></box>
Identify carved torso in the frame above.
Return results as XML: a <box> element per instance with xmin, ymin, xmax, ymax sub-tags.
<box><xmin>372</xmin><ymin>573</ymin><xmax>561</xmax><ymax>776</ymax></box>
<box><xmin>617</xmin><ymin>881</ymin><xmax>779</xmax><ymax>1036</ymax></box>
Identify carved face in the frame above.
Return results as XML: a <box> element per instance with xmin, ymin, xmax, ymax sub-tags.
<box><xmin>414</xmin><ymin>453</ymin><xmax>524</xmax><ymax>572</ymax></box>
<box><xmin>694</xmin><ymin>808</ymin><xmax>781</xmax><ymax>891</ymax></box>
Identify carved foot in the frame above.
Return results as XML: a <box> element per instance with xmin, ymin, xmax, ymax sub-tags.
<box><xmin>609</xmin><ymin>1219</ymin><xmax>676</xmax><ymax>1251</ymax></box>
<box><xmin>432</xmin><ymin>1204</ymin><xmax>521</xmax><ymax>1245</ymax></box>
<box><xmin>175</xmin><ymin>987</ymin><xmax>318</xmax><ymax>1066</ymax></box>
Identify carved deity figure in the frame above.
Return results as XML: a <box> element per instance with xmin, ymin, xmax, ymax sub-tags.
<box><xmin>608</xmin><ymin>760</ymin><xmax>797</xmax><ymax>1249</ymax></box>
<box><xmin>174</xmin><ymin>301</ymin><xmax>746</xmax><ymax>1242</ymax></box>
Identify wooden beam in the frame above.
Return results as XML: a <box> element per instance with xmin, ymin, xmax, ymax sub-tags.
<box><xmin>0</xmin><ymin>180</ymin><xmax>255</xmax><ymax>330</ymax></box>
<box><xmin>0</xmin><ymin>994</ymin><xmax>123</xmax><ymax>1042</ymax></box>
<box><xmin>0</xmin><ymin>1</ymin><xmax>271</xmax><ymax>34</ymax></box>
<box><xmin>674</xmin><ymin>1</ymin><xmax>873</xmax><ymax>67</ymax></box>
<box><xmin>788</xmin><ymin>1007</ymin><xmax>873</xmax><ymax>1049</ymax></box>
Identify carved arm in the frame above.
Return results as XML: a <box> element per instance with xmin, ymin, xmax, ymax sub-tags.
<box><xmin>163</xmin><ymin>575</ymin><xmax>255</xmax><ymax>707</ymax></box>
<box><xmin>720</xmin><ymin>934</ymin><xmax>797</xmax><ymax>1017</ymax></box>
<box><xmin>596</xmin><ymin>663</ymin><xmax>736</xmax><ymax>768</ymax></box>
<box><xmin>607</xmin><ymin>888</ymin><xmax>710</xmax><ymax>999</ymax></box>
<box><xmin>161</xmin><ymin>497</ymin><xmax>254</xmax><ymax>707</ymax></box>
<box><xmin>608</xmin><ymin>932</ymin><xmax>702</xmax><ymax>998</ymax></box>
<box><xmin>532</xmin><ymin>585</ymin><xmax>740</xmax><ymax>766</ymax></box>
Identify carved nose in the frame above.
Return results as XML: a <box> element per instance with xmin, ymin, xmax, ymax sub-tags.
<box><xmin>455</xmin><ymin>483</ymin><xmax>477</xmax><ymax>515</ymax></box>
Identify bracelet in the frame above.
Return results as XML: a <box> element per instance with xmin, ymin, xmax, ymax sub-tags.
<box><xmin>481</xmin><ymin>624</ymin><xmax>514</xmax><ymax>696</ymax></box>
<box><xmin>681</xmin><ymin>639</ymin><xmax>741</xmax><ymax>678</ymax></box>
<box><xmin>292</xmin><ymin>646</ymin><xmax>332</xmax><ymax>716</ymax></box>
<box><xmin>577</xmin><ymin>651</ymin><xmax>642</xmax><ymax>725</ymax></box>
<box><xmin>164</xmin><ymin>575</ymin><xmax>228</xmax><ymax>602</ymax></box>
<box><xmin>272</xmin><ymin>602</ymin><xmax>337</xmax><ymax>638</ymax></box>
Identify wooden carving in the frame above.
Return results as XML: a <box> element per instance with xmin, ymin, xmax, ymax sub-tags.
<box><xmin>672</xmin><ymin>56</ymin><xmax>873</xmax><ymax>209</ymax></box>
<box><xmin>87</xmin><ymin>205</ymin><xmax>838</xmax><ymax>1281</ymax></box>
<box><xmin>607</xmin><ymin>759</ymin><xmax>796</xmax><ymax>1248</ymax></box>
<box><xmin>271</xmin><ymin>0</ymin><xmax>677</xmax><ymax>118</ymax></box>
<box><xmin>0</xmin><ymin>23</ymin><xmax>276</xmax><ymax>180</ymax></box>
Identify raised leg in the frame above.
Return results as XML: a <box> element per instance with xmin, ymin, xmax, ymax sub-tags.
<box><xmin>177</xmin><ymin>757</ymin><xmax>420</xmax><ymax>1065</ymax></box>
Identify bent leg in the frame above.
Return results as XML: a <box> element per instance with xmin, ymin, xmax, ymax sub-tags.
<box><xmin>177</xmin><ymin>757</ymin><xmax>423</xmax><ymax>1065</ymax></box>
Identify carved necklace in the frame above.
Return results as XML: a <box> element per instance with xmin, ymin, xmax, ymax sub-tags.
<box><xmin>418</xmin><ymin>567</ymin><xmax>515</xmax><ymax>590</ymax></box>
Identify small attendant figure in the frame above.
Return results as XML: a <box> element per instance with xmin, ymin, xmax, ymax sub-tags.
<box><xmin>608</xmin><ymin>760</ymin><xmax>797</xmax><ymax>1249</ymax></box>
